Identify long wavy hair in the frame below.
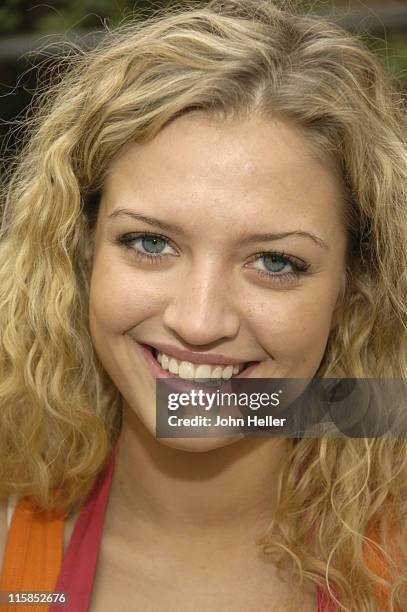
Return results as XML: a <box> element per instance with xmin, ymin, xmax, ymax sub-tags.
<box><xmin>0</xmin><ymin>1</ymin><xmax>406</xmax><ymax>609</ymax></box>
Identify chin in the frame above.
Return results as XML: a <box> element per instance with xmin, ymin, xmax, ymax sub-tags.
<box><xmin>154</xmin><ymin>435</ymin><xmax>243</xmax><ymax>453</ymax></box>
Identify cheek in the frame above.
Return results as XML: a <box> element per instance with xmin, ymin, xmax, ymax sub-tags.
<box><xmin>247</xmin><ymin>288</ymin><xmax>335</xmax><ymax>364</ymax></box>
<box><xmin>88</xmin><ymin>258</ymin><xmax>165</xmax><ymax>335</ymax></box>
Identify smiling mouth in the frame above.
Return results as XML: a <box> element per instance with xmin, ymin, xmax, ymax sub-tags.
<box><xmin>145</xmin><ymin>345</ymin><xmax>257</xmax><ymax>381</ymax></box>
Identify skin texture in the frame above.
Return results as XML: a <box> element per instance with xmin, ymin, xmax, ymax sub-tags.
<box><xmin>83</xmin><ymin>113</ymin><xmax>347</xmax><ymax>608</ymax></box>
<box><xmin>89</xmin><ymin>110</ymin><xmax>347</xmax><ymax>447</ymax></box>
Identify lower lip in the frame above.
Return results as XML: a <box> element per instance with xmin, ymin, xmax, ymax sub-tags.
<box><xmin>137</xmin><ymin>343</ymin><xmax>259</xmax><ymax>382</ymax></box>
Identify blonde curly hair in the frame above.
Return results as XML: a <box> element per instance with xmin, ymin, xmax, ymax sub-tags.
<box><xmin>0</xmin><ymin>1</ymin><xmax>406</xmax><ymax>610</ymax></box>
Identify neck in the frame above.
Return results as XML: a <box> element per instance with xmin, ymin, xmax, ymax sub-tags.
<box><xmin>111</xmin><ymin>404</ymin><xmax>289</xmax><ymax>543</ymax></box>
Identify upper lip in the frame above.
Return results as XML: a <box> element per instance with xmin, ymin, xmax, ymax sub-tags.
<box><xmin>139</xmin><ymin>341</ymin><xmax>256</xmax><ymax>366</ymax></box>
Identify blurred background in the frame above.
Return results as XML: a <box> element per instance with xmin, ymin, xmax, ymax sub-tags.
<box><xmin>0</xmin><ymin>0</ymin><xmax>406</xmax><ymax>165</ymax></box>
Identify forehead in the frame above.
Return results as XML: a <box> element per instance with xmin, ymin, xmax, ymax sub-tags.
<box><xmin>101</xmin><ymin>112</ymin><xmax>344</xmax><ymax>233</ymax></box>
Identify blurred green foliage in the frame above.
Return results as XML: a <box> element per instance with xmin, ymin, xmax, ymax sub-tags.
<box><xmin>363</xmin><ymin>34</ymin><xmax>407</xmax><ymax>83</ymax></box>
<box><xmin>0</xmin><ymin>0</ymin><xmax>118</xmax><ymax>34</ymax></box>
<box><xmin>0</xmin><ymin>0</ymin><xmax>195</xmax><ymax>34</ymax></box>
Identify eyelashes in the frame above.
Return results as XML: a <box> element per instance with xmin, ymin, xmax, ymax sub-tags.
<box><xmin>249</xmin><ymin>253</ymin><xmax>310</xmax><ymax>283</ymax></box>
<box><xmin>114</xmin><ymin>232</ymin><xmax>174</xmax><ymax>265</ymax></box>
<box><xmin>113</xmin><ymin>231</ymin><xmax>311</xmax><ymax>285</ymax></box>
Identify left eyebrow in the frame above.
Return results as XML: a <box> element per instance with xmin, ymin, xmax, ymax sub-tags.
<box><xmin>238</xmin><ymin>230</ymin><xmax>330</xmax><ymax>251</ymax></box>
<box><xmin>107</xmin><ymin>208</ymin><xmax>330</xmax><ymax>251</ymax></box>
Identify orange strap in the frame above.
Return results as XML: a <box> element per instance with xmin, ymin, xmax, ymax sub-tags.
<box><xmin>0</xmin><ymin>497</ymin><xmax>64</xmax><ymax>611</ymax></box>
<box><xmin>363</xmin><ymin>514</ymin><xmax>404</xmax><ymax>612</ymax></box>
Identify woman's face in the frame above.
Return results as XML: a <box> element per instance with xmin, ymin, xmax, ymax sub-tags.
<box><xmin>89</xmin><ymin>111</ymin><xmax>347</xmax><ymax>450</ymax></box>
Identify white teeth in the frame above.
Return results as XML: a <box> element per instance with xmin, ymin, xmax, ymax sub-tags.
<box><xmin>211</xmin><ymin>366</ymin><xmax>223</xmax><ymax>379</ymax></box>
<box><xmin>178</xmin><ymin>362</ymin><xmax>195</xmax><ymax>379</ymax></box>
<box><xmin>154</xmin><ymin>350</ymin><xmax>245</xmax><ymax>380</ymax></box>
<box><xmin>222</xmin><ymin>365</ymin><xmax>234</xmax><ymax>379</ymax></box>
<box><xmin>169</xmin><ymin>358</ymin><xmax>179</xmax><ymax>374</ymax></box>
<box><xmin>194</xmin><ymin>364</ymin><xmax>211</xmax><ymax>379</ymax></box>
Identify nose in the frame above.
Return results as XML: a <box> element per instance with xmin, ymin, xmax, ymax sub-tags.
<box><xmin>162</xmin><ymin>261</ymin><xmax>241</xmax><ymax>346</ymax></box>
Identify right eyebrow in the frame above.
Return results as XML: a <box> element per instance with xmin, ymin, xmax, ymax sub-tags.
<box><xmin>107</xmin><ymin>209</ymin><xmax>185</xmax><ymax>234</ymax></box>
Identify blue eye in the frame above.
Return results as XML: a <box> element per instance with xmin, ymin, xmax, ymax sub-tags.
<box><xmin>139</xmin><ymin>235</ymin><xmax>168</xmax><ymax>254</ymax></box>
<box><xmin>115</xmin><ymin>232</ymin><xmax>174</xmax><ymax>264</ymax></box>
<box><xmin>262</xmin><ymin>254</ymin><xmax>287</xmax><ymax>273</ymax></box>
<box><xmin>249</xmin><ymin>252</ymin><xmax>309</xmax><ymax>284</ymax></box>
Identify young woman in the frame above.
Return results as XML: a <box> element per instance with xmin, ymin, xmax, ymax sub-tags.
<box><xmin>0</xmin><ymin>1</ymin><xmax>405</xmax><ymax>610</ymax></box>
